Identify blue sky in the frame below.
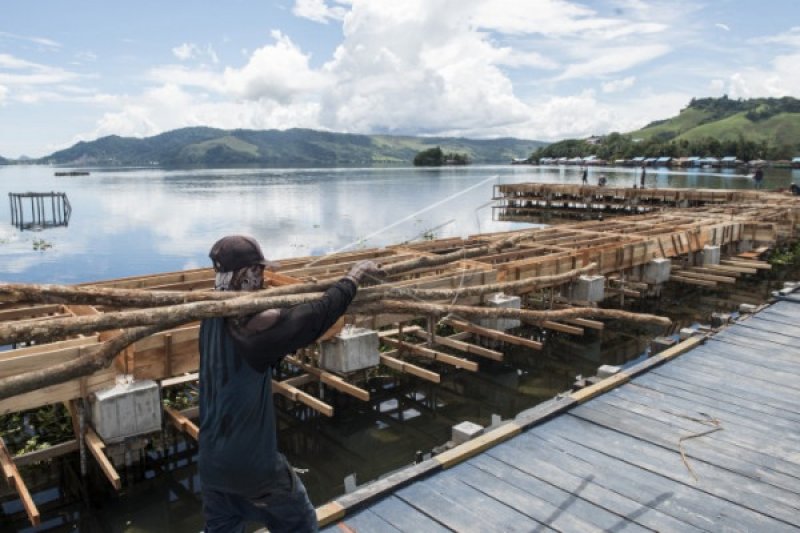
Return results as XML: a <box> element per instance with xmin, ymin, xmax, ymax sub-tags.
<box><xmin>1</xmin><ymin>0</ymin><xmax>798</xmax><ymax>158</ymax></box>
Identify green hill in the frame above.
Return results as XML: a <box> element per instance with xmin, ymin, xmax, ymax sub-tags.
<box><xmin>41</xmin><ymin>127</ymin><xmax>544</xmax><ymax>167</ymax></box>
<box><xmin>534</xmin><ymin>96</ymin><xmax>800</xmax><ymax>161</ymax></box>
<box><xmin>628</xmin><ymin>96</ymin><xmax>800</xmax><ymax>158</ymax></box>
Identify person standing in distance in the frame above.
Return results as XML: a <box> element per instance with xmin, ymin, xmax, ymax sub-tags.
<box><xmin>198</xmin><ymin>235</ymin><xmax>382</xmax><ymax>533</ymax></box>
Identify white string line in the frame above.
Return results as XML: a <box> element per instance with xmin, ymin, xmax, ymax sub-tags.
<box><xmin>303</xmin><ymin>174</ymin><xmax>500</xmax><ymax>268</ymax></box>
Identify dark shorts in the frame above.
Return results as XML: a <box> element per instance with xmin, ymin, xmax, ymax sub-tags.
<box><xmin>202</xmin><ymin>456</ymin><xmax>318</xmax><ymax>533</ymax></box>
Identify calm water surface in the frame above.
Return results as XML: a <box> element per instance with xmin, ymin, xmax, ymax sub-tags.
<box><xmin>1</xmin><ymin>164</ymin><xmax>797</xmax><ymax>283</ymax></box>
<box><xmin>0</xmin><ymin>164</ymin><xmax>797</xmax><ymax>531</ymax></box>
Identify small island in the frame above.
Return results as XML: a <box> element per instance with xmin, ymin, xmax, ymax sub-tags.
<box><xmin>413</xmin><ymin>146</ymin><xmax>471</xmax><ymax>166</ymax></box>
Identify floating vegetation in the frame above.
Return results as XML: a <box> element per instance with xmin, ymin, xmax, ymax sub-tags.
<box><xmin>162</xmin><ymin>384</ymin><xmax>199</xmax><ymax>410</ymax></box>
<box><xmin>768</xmin><ymin>241</ymin><xmax>800</xmax><ymax>266</ymax></box>
<box><xmin>32</xmin><ymin>238</ymin><xmax>53</xmax><ymax>251</ymax></box>
<box><xmin>0</xmin><ymin>404</ymin><xmax>73</xmax><ymax>456</ymax></box>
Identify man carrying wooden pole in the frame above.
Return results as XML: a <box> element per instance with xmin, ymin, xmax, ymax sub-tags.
<box><xmin>198</xmin><ymin>235</ymin><xmax>381</xmax><ymax>533</ymax></box>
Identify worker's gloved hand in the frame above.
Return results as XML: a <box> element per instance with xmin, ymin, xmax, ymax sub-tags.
<box><xmin>346</xmin><ymin>260</ymin><xmax>385</xmax><ymax>286</ymax></box>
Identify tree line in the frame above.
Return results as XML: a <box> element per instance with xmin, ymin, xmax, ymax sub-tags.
<box><xmin>532</xmin><ymin>132</ymin><xmax>796</xmax><ymax>162</ymax></box>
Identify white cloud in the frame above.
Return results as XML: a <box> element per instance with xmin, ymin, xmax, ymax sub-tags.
<box><xmin>173</xmin><ymin>43</ymin><xmax>199</xmax><ymax>61</ymax></box>
<box><xmin>715</xmin><ymin>23</ymin><xmax>730</xmax><ymax>31</ymax></box>
<box><xmin>0</xmin><ymin>85</ymin><xmax>7</xmax><ymax>104</ymax></box>
<box><xmin>602</xmin><ymin>76</ymin><xmax>636</xmax><ymax>93</ymax></box>
<box><xmin>67</xmin><ymin>0</ymin><xmax>704</xmax><ymax>148</ymax></box>
<box><xmin>0</xmin><ymin>31</ymin><xmax>61</xmax><ymax>48</ymax></box>
<box><xmin>556</xmin><ymin>44</ymin><xmax>669</xmax><ymax>80</ymax></box>
<box><xmin>0</xmin><ymin>53</ymin><xmax>78</xmax><ymax>87</ymax></box>
<box><xmin>293</xmin><ymin>0</ymin><xmax>349</xmax><ymax>24</ymax></box>
<box><xmin>172</xmin><ymin>43</ymin><xmax>219</xmax><ymax>64</ymax></box>
<box><xmin>223</xmin><ymin>30</ymin><xmax>329</xmax><ymax>102</ymax></box>
<box><xmin>750</xmin><ymin>26</ymin><xmax>800</xmax><ymax>47</ymax></box>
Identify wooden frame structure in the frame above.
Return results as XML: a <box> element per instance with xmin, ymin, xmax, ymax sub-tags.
<box><xmin>0</xmin><ymin>184</ymin><xmax>798</xmax><ymax>526</ymax></box>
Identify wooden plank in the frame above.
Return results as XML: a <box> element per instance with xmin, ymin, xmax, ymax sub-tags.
<box><xmin>85</xmin><ymin>427</ymin><xmax>121</xmax><ymax>490</ymax></box>
<box><xmin>284</xmin><ymin>356</ymin><xmax>370</xmax><ymax>401</ymax></box>
<box><xmin>540</xmin><ymin>320</ymin><xmax>584</xmax><ymax>335</ymax></box>
<box><xmin>379</xmin><ymin>354</ymin><xmax>440</xmax><ymax>383</ymax></box>
<box><xmin>585</xmin><ymin>394</ymin><xmax>800</xmax><ymax>484</ymax></box>
<box><xmin>464</xmin><ymin>455</ymin><xmax>650</xmax><ymax>533</ymax></box>
<box><xmin>394</xmin><ymin>476</ymin><xmax>522</xmax><ymax>533</ymax></box>
<box><xmin>316</xmin><ymin>501</ymin><xmax>345</xmax><ymax>527</ymax></box>
<box><xmin>521</xmin><ymin>426</ymin><xmax>789</xmax><ymax>532</ymax></box>
<box><xmin>335</xmin><ymin>508</ymin><xmax>402</xmax><ymax>532</ymax></box>
<box><xmin>160</xmin><ymin>372</ymin><xmax>199</xmax><ymax>388</ymax></box>
<box><xmin>563</xmin><ymin>317</ymin><xmax>604</xmax><ymax>330</ymax></box>
<box><xmin>418</xmin><ymin>469</ymin><xmax>546</xmax><ymax>532</ymax></box>
<box><xmin>410</xmin><ymin>329</ymin><xmax>503</xmax><ymax>361</ymax></box>
<box><xmin>720</xmin><ymin>258</ymin><xmax>772</xmax><ymax>270</ymax></box>
<box><xmin>444</xmin><ymin>318</ymin><xmax>542</xmax><ymax>350</ymax></box>
<box><xmin>570</xmin><ymin>372</ymin><xmax>629</xmax><ymax>403</ymax></box>
<box><xmin>551</xmin><ymin>413</ymin><xmax>800</xmax><ymax>526</ymax></box>
<box><xmin>0</xmin><ymin>438</ymin><xmax>40</xmax><ymax>526</ymax></box>
<box><xmin>381</xmin><ymin>337</ymin><xmax>479</xmax><ymax>372</ymax></box>
<box><xmin>15</xmin><ymin>439</ymin><xmax>79</xmax><ymax>466</ymax></box>
<box><xmin>272</xmin><ymin>380</ymin><xmax>334</xmax><ymax>417</ymax></box>
<box><xmin>434</xmin><ymin>423</ymin><xmax>520</xmax><ymax>468</ymax></box>
<box><xmin>163</xmin><ymin>406</ymin><xmax>199</xmax><ymax>440</ymax></box>
<box><xmin>669</xmin><ymin>275</ymin><xmax>717</xmax><ymax>287</ymax></box>
<box><xmin>672</xmin><ymin>270</ymin><xmax>737</xmax><ymax>284</ymax></box>
<box><xmin>363</xmin><ymin>496</ymin><xmax>451</xmax><ymax>533</ymax></box>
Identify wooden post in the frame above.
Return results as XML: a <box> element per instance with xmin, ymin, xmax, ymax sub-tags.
<box><xmin>85</xmin><ymin>427</ymin><xmax>122</xmax><ymax>490</ymax></box>
<box><xmin>0</xmin><ymin>437</ymin><xmax>40</xmax><ymax>526</ymax></box>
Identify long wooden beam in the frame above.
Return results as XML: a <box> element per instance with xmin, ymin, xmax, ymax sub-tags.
<box><xmin>284</xmin><ymin>356</ymin><xmax>370</xmax><ymax>402</ymax></box>
<box><xmin>379</xmin><ymin>353</ymin><xmax>440</xmax><ymax>383</ymax></box>
<box><xmin>443</xmin><ymin>318</ymin><xmax>543</xmax><ymax>350</ymax></box>
<box><xmin>272</xmin><ymin>380</ymin><xmax>334</xmax><ymax>417</ymax></box>
<box><xmin>380</xmin><ymin>337</ymin><xmax>479</xmax><ymax>372</ymax></box>
<box><xmin>410</xmin><ymin>329</ymin><xmax>503</xmax><ymax>361</ymax></box>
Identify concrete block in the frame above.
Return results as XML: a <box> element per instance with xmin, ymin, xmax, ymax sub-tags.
<box><xmin>778</xmin><ymin>287</ymin><xmax>795</xmax><ymax>296</ymax></box>
<box><xmin>565</xmin><ymin>275</ymin><xmax>605</xmax><ymax>302</ymax></box>
<box><xmin>650</xmin><ymin>336</ymin><xmax>676</xmax><ymax>354</ymax></box>
<box><xmin>597</xmin><ymin>365</ymin><xmax>620</xmax><ymax>379</ymax></box>
<box><xmin>479</xmin><ymin>293</ymin><xmax>521</xmax><ymax>331</ymax></box>
<box><xmin>319</xmin><ymin>327</ymin><xmax>379</xmax><ymax>374</ymax></box>
<box><xmin>711</xmin><ymin>312</ymin><xmax>731</xmax><ymax>328</ymax></box>
<box><xmin>783</xmin><ymin>281</ymin><xmax>799</xmax><ymax>291</ymax></box>
<box><xmin>739</xmin><ymin>303</ymin><xmax>758</xmax><ymax>314</ymax></box>
<box><xmin>452</xmin><ymin>421</ymin><xmax>484</xmax><ymax>445</ymax></box>
<box><xmin>642</xmin><ymin>258</ymin><xmax>671</xmax><ymax>285</ymax></box>
<box><xmin>679</xmin><ymin>327</ymin><xmax>696</xmax><ymax>340</ymax></box>
<box><xmin>90</xmin><ymin>376</ymin><xmax>162</xmax><ymax>444</ymax></box>
<box><xmin>702</xmin><ymin>245</ymin><xmax>721</xmax><ymax>266</ymax></box>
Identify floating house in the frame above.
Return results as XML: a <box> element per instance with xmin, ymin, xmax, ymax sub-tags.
<box><xmin>655</xmin><ymin>156</ymin><xmax>672</xmax><ymax>166</ymax></box>
<box><xmin>792</xmin><ymin>156</ymin><xmax>800</xmax><ymax>169</ymax></box>
<box><xmin>720</xmin><ymin>156</ymin><xmax>741</xmax><ymax>167</ymax></box>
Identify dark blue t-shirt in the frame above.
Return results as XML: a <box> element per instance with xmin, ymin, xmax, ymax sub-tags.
<box><xmin>198</xmin><ymin>278</ymin><xmax>357</xmax><ymax>497</ymax></box>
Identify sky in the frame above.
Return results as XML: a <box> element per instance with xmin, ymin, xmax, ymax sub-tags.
<box><xmin>1</xmin><ymin>0</ymin><xmax>798</xmax><ymax>158</ymax></box>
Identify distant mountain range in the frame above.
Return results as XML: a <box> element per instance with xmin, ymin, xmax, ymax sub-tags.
<box><xmin>0</xmin><ymin>155</ymin><xmax>7</xmax><ymax>165</ymax></box>
<box><xmin>32</xmin><ymin>127</ymin><xmax>544</xmax><ymax>167</ymax></box>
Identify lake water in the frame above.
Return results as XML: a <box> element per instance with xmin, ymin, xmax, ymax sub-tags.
<box><xmin>1</xmin><ymin>164</ymin><xmax>797</xmax><ymax>283</ymax></box>
<box><xmin>0</xmin><ymin>163</ymin><xmax>798</xmax><ymax>531</ymax></box>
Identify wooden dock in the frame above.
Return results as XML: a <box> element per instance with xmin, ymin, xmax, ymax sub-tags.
<box><xmin>319</xmin><ymin>296</ymin><xmax>800</xmax><ymax>531</ymax></box>
<box><xmin>493</xmin><ymin>183</ymin><xmax>800</xmax><ymax>222</ymax></box>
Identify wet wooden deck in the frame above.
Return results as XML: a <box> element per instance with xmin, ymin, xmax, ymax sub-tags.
<box><xmin>322</xmin><ymin>297</ymin><xmax>800</xmax><ymax>532</ymax></box>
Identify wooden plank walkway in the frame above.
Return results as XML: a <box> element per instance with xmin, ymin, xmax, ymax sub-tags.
<box><xmin>321</xmin><ymin>298</ymin><xmax>800</xmax><ymax>532</ymax></box>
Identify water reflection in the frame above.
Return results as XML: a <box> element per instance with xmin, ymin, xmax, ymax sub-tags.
<box><xmin>0</xmin><ymin>164</ymin><xmax>795</xmax><ymax>283</ymax></box>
